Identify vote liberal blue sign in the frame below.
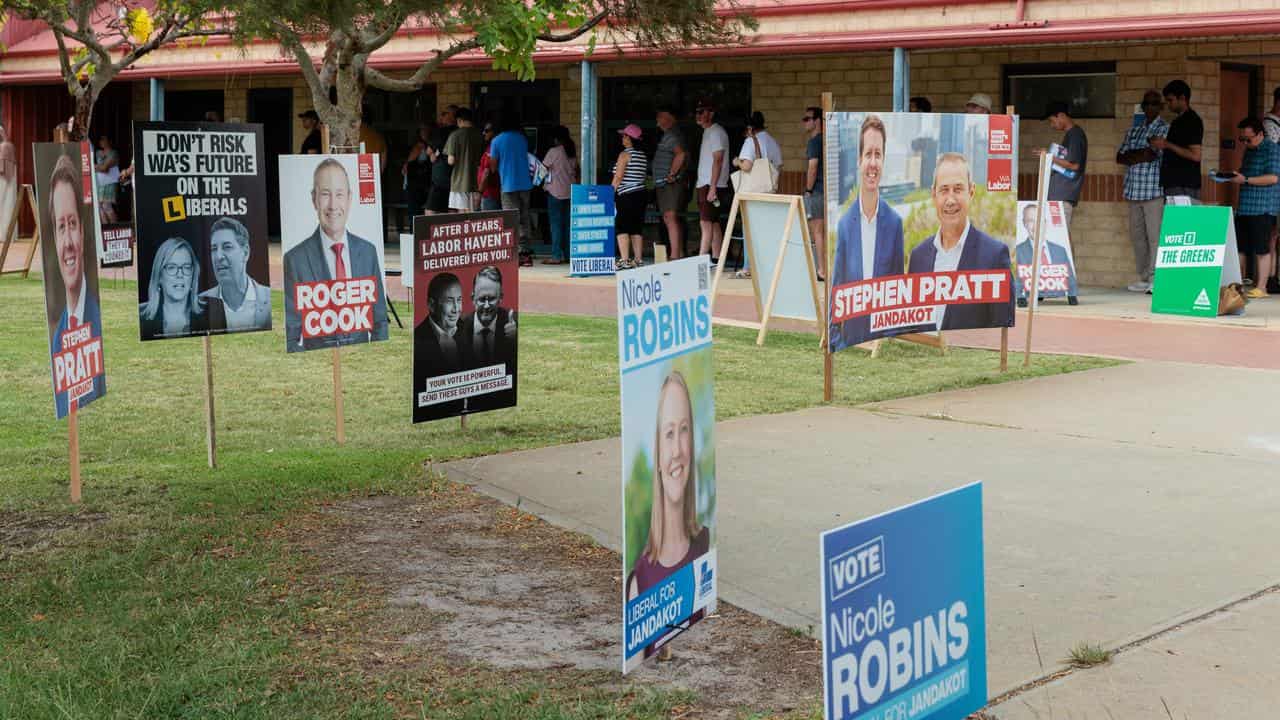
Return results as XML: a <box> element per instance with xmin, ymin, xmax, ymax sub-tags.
<box><xmin>570</xmin><ymin>184</ymin><xmax>616</xmax><ymax>277</ymax></box>
<box><xmin>820</xmin><ymin>483</ymin><xmax>986</xmax><ymax>720</ymax></box>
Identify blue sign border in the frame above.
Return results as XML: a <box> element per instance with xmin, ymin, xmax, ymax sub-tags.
<box><xmin>820</xmin><ymin>482</ymin><xmax>986</xmax><ymax>720</ymax></box>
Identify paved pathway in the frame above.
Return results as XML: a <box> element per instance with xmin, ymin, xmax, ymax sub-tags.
<box><xmin>442</xmin><ymin>361</ymin><xmax>1280</xmax><ymax>712</ymax></box>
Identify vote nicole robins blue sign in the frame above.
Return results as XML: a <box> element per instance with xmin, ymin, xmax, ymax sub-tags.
<box><xmin>820</xmin><ymin>483</ymin><xmax>986</xmax><ymax>720</ymax></box>
<box><xmin>570</xmin><ymin>184</ymin><xmax>616</xmax><ymax>277</ymax></box>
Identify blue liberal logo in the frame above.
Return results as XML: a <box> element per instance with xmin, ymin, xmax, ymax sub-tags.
<box><xmin>697</xmin><ymin>559</ymin><xmax>714</xmax><ymax>600</ymax></box>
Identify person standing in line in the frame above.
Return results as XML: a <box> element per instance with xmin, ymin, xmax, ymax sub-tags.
<box><xmin>0</xmin><ymin>124</ymin><xmax>17</xmax><ymax>246</ymax></box>
<box><xmin>445</xmin><ymin>108</ymin><xmax>484</xmax><ymax>212</ymax></box>
<box><xmin>477</xmin><ymin>123</ymin><xmax>502</xmax><ymax>211</ymax></box>
<box><xmin>801</xmin><ymin>106</ymin><xmax>826</xmax><ymax>281</ymax></box>
<box><xmin>1042</xmin><ymin>101</ymin><xmax>1087</xmax><ymax>229</ymax></box>
<box><xmin>964</xmin><ymin>94</ymin><xmax>993</xmax><ymax>114</ymax></box>
<box><xmin>1151</xmin><ymin>80</ymin><xmax>1203</xmax><ymax>202</ymax></box>
<box><xmin>909</xmin><ymin>97</ymin><xmax>933</xmax><ymax>113</ymax></box>
<box><xmin>693</xmin><ymin>100</ymin><xmax>731</xmax><ymax>265</ymax></box>
<box><xmin>94</xmin><ymin>135</ymin><xmax>120</xmax><ymax>224</ymax></box>
<box><xmin>403</xmin><ymin>123</ymin><xmax>433</xmax><ymax>218</ymax></box>
<box><xmin>612</xmin><ymin>124</ymin><xmax>649</xmax><ymax>270</ymax></box>
<box><xmin>541</xmin><ymin>126</ymin><xmax>579</xmax><ymax>265</ymax></box>
<box><xmin>488</xmin><ymin>114</ymin><xmax>535</xmax><ymax>265</ymax></box>
<box><xmin>731</xmin><ymin>111</ymin><xmax>782</xmax><ymax>279</ymax></box>
<box><xmin>299</xmin><ymin>110</ymin><xmax>323</xmax><ymax>154</ymax></box>
<box><xmin>653</xmin><ymin>105</ymin><xmax>688</xmax><ymax>261</ymax></box>
<box><xmin>1229</xmin><ymin>117</ymin><xmax>1280</xmax><ymax>299</ymax></box>
<box><xmin>425</xmin><ymin>106</ymin><xmax>457</xmax><ymax>215</ymax></box>
<box><xmin>1116</xmin><ymin>90</ymin><xmax>1169</xmax><ymax>294</ymax></box>
<box><xmin>1264</xmin><ymin>88</ymin><xmax>1280</xmax><ymax>292</ymax></box>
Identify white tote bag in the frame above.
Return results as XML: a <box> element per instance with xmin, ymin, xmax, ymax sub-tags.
<box><xmin>730</xmin><ymin>135</ymin><xmax>779</xmax><ymax>193</ymax></box>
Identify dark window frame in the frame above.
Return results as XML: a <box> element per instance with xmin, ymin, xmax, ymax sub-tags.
<box><xmin>1002</xmin><ymin>61</ymin><xmax>1118</xmax><ymax>119</ymax></box>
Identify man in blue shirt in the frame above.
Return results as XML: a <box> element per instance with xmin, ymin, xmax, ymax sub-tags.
<box><xmin>487</xmin><ymin>114</ymin><xmax>534</xmax><ymax>265</ymax></box>
<box><xmin>1230</xmin><ymin>116</ymin><xmax>1280</xmax><ymax>298</ymax></box>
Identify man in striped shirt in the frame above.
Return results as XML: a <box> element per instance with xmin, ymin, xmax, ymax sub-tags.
<box><xmin>1116</xmin><ymin>90</ymin><xmax>1169</xmax><ymax>294</ymax></box>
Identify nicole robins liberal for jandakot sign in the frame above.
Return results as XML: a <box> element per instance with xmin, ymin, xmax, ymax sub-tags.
<box><xmin>821</xmin><ymin>483</ymin><xmax>987</xmax><ymax>720</ymax></box>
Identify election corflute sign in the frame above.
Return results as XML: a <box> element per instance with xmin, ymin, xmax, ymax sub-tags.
<box><xmin>821</xmin><ymin>483</ymin><xmax>987</xmax><ymax>720</ymax></box>
<box><xmin>1014</xmin><ymin>201</ymin><xmax>1078</xmax><ymax>302</ymax></box>
<box><xmin>619</xmin><ymin>255</ymin><xmax>717</xmax><ymax>674</ymax></box>
<box><xmin>133</xmin><ymin>121</ymin><xmax>271</xmax><ymax>340</ymax></box>
<box><xmin>570</xmin><ymin>184</ymin><xmax>616</xmax><ymax>276</ymax></box>
<box><xmin>1151</xmin><ymin>205</ymin><xmax>1243</xmax><ymax>317</ymax></box>
<box><xmin>412</xmin><ymin>211</ymin><xmax>520</xmax><ymax>422</ymax></box>
<box><xmin>88</xmin><ymin>138</ymin><xmax>134</xmax><ymax>269</ymax></box>
<box><xmin>825</xmin><ymin>112</ymin><xmax>1017</xmax><ymax>351</ymax></box>
<box><xmin>34</xmin><ymin>142</ymin><xmax>106</xmax><ymax>419</ymax></box>
<box><xmin>280</xmin><ymin>154</ymin><xmax>389</xmax><ymax>352</ymax></box>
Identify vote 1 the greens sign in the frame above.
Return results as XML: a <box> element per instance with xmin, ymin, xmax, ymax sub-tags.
<box><xmin>1151</xmin><ymin>206</ymin><xmax>1241</xmax><ymax>317</ymax></box>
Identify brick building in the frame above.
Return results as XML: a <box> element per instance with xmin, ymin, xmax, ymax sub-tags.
<box><xmin>4</xmin><ymin>1</ymin><xmax>1280</xmax><ymax>286</ymax></box>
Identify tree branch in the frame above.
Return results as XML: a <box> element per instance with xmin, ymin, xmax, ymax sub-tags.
<box><xmin>365</xmin><ymin>35</ymin><xmax>483</xmax><ymax>93</ymax></box>
<box><xmin>273</xmin><ymin>21</ymin><xmax>331</xmax><ymax>118</ymax></box>
<box><xmin>49</xmin><ymin>27</ymin><xmax>79</xmax><ymax>97</ymax></box>
<box><xmin>537</xmin><ymin>10</ymin><xmax>608</xmax><ymax>42</ymax></box>
<box><xmin>357</xmin><ymin>13</ymin><xmax>403</xmax><ymax>54</ymax></box>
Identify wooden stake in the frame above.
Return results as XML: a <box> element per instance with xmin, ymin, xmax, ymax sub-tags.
<box><xmin>659</xmin><ymin>645</ymin><xmax>673</xmax><ymax>662</ymax></box>
<box><xmin>3</xmin><ymin>186</ymin><xmax>43</xmax><ymax>279</ymax></box>
<box><xmin>68</xmin><ymin>401</ymin><xmax>81</xmax><ymax>503</ymax></box>
<box><xmin>707</xmin><ymin>194</ymin><xmax>742</xmax><ymax>315</ymax></box>
<box><xmin>821</xmin><ymin>91</ymin><xmax>835</xmax><ymax>404</ymax></box>
<box><xmin>754</xmin><ymin>200</ymin><xmax>799</xmax><ymax>346</ymax></box>
<box><xmin>203</xmin><ymin>335</ymin><xmax>217</xmax><ymax>468</ymax></box>
<box><xmin>1024</xmin><ymin>153</ymin><xmax>1053</xmax><ymax>368</ymax></box>
<box><xmin>332</xmin><ymin>346</ymin><xmax>346</xmax><ymax>445</ymax></box>
<box><xmin>460</xmin><ymin>414</ymin><xmax>468</xmax><ymax>430</ymax></box>
<box><xmin>1000</xmin><ymin>327</ymin><xmax>1009</xmax><ymax>373</ymax></box>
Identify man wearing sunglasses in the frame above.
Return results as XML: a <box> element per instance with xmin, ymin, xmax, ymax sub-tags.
<box><xmin>1116</xmin><ymin>90</ymin><xmax>1170</xmax><ymax>293</ymax></box>
<box><xmin>1229</xmin><ymin>117</ymin><xmax>1280</xmax><ymax>299</ymax></box>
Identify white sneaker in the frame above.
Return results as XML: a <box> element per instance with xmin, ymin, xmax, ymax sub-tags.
<box><xmin>1126</xmin><ymin>281</ymin><xmax>1150</xmax><ymax>293</ymax></box>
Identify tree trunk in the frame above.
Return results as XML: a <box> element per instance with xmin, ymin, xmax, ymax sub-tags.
<box><xmin>324</xmin><ymin>58</ymin><xmax>365</xmax><ymax>150</ymax></box>
<box><xmin>70</xmin><ymin>86</ymin><xmax>95</xmax><ymax>142</ymax></box>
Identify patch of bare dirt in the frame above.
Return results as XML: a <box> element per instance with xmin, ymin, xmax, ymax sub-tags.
<box><xmin>0</xmin><ymin>510</ymin><xmax>109</xmax><ymax>560</ymax></box>
<box><xmin>284</xmin><ymin>485</ymin><xmax>821</xmax><ymax>718</ymax></box>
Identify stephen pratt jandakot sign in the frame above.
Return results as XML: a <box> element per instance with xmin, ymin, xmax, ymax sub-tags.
<box><xmin>821</xmin><ymin>483</ymin><xmax>986</xmax><ymax>720</ymax></box>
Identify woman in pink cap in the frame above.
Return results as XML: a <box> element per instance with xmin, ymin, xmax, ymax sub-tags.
<box><xmin>611</xmin><ymin>123</ymin><xmax>649</xmax><ymax>270</ymax></box>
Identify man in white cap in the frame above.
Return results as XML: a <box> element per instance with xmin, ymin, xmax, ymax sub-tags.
<box><xmin>965</xmin><ymin>94</ymin><xmax>993</xmax><ymax>114</ymax></box>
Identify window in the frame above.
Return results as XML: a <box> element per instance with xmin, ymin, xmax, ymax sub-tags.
<box><xmin>599</xmin><ymin>74</ymin><xmax>752</xmax><ymax>183</ymax></box>
<box><xmin>1003</xmin><ymin>62</ymin><xmax>1117</xmax><ymax>119</ymax></box>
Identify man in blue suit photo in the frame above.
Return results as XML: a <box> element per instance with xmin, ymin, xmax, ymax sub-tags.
<box><xmin>284</xmin><ymin>157</ymin><xmax>389</xmax><ymax>352</ymax></box>
<box><xmin>1014</xmin><ymin>202</ymin><xmax>1078</xmax><ymax>301</ymax></box>
<box><xmin>907</xmin><ymin>152</ymin><xmax>1015</xmax><ymax>331</ymax></box>
<box><xmin>43</xmin><ymin>152</ymin><xmax>105</xmax><ymax>418</ymax></box>
<box><xmin>829</xmin><ymin>114</ymin><xmax>906</xmax><ymax>351</ymax></box>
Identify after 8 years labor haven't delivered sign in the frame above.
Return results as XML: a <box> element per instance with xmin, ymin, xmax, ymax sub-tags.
<box><xmin>821</xmin><ymin>483</ymin><xmax>986</xmax><ymax>720</ymax></box>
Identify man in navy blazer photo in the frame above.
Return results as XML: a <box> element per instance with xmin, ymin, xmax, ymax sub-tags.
<box><xmin>829</xmin><ymin>114</ymin><xmax>906</xmax><ymax>351</ymax></box>
<box><xmin>907</xmin><ymin>152</ymin><xmax>1015</xmax><ymax>331</ymax></box>
<box><xmin>40</xmin><ymin>151</ymin><xmax>106</xmax><ymax>418</ymax></box>
<box><xmin>284</xmin><ymin>157</ymin><xmax>389</xmax><ymax>352</ymax></box>
<box><xmin>1014</xmin><ymin>202</ymin><xmax>1078</xmax><ymax>299</ymax></box>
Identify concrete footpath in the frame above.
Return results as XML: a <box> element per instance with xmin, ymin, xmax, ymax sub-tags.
<box><xmin>442</xmin><ymin>361</ymin><xmax>1280</xmax><ymax>714</ymax></box>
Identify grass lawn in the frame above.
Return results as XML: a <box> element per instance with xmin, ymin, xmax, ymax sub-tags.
<box><xmin>0</xmin><ymin>275</ymin><xmax>1117</xmax><ymax>718</ymax></box>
